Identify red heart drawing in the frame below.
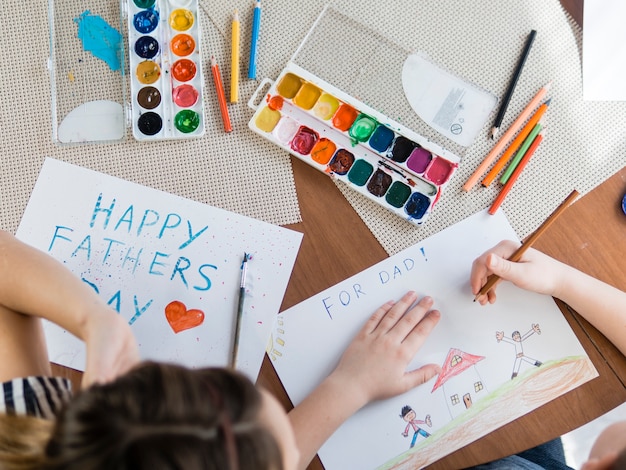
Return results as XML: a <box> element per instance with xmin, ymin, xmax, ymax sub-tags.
<box><xmin>165</xmin><ymin>300</ymin><xmax>205</xmax><ymax>334</ymax></box>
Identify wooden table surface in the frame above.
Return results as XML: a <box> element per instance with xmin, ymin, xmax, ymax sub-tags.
<box><xmin>54</xmin><ymin>0</ymin><xmax>626</xmax><ymax>467</ymax></box>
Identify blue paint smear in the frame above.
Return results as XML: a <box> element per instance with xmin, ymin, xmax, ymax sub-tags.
<box><xmin>74</xmin><ymin>11</ymin><xmax>123</xmax><ymax>72</ymax></box>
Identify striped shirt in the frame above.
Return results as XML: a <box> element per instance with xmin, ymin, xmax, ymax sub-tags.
<box><xmin>0</xmin><ymin>376</ymin><xmax>72</xmax><ymax>420</ymax></box>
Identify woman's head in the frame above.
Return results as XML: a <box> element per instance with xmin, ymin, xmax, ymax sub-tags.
<box><xmin>43</xmin><ymin>362</ymin><xmax>294</xmax><ymax>470</ymax></box>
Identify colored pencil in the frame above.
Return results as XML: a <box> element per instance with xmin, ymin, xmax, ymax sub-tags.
<box><xmin>248</xmin><ymin>0</ymin><xmax>261</xmax><ymax>79</ymax></box>
<box><xmin>230</xmin><ymin>10</ymin><xmax>240</xmax><ymax>103</ymax></box>
<box><xmin>462</xmin><ymin>82</ymin><xmax>550</xmax><ymax>192</ymax></box>
<box><xmin>482</xmin><ymin>99</ymin><xmax>550</xmax><ymax>187</ymax></box>
<box><xmin>488</xmin><ymin>133</ymin><xmax>543</xmax><ymax>215</ymax></box>
<box><xmin>499</xmin><ymin>121</ymin><xmax>542</xmax><ymax>185</ymax></box>
<box><xmin>231</xmin><ymin>253</ymin><xmax>250</xmax><ymax>368</ymax></box>
<box><xmin>490</xmin><ymin>30</ymin><xmax>537</xmax><ymax>140</ymax></box>
<box><xmin>474</xmin><ymin>189</ymin><xmax>579</xmax><ymax>301</ymax></box>
<box><xmin>210</xmin><ymin>56</ymin><xmax>233</xmax><ymax>133</ymax></box>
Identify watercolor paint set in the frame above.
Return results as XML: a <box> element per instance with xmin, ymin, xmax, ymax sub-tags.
<box><xmin>48</xmin><ymin>0</ymin><xmax>205</xmax><ymax>143</ymax></box>
<box><xmin>248</xmin><ymin>63</ymin><xmax>461</xmax><ymax>225</ymax></box>
<box><xmin>125</xmin><ymin>0</ymin><xmax>205</xmax><ymax>140</ymax></box>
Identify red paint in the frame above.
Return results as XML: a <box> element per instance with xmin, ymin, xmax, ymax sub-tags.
<box><xmin>268</xmin><ymin>95</ymin><xmax>284</xmax><ymax>111</ymax></box>
<box><xmin>172</xmin><ymin>59</ymin><xmax>196</xmax><ymax>81</ymax></box>
<box><xmin>332</xmin><ymin>104</ymin><xmax>358</xmax><ymax>131</ymax></box>
<box><xmin>424</xmin><ymin>157</ymin><xmax>457</xmax><ymax>185</ymax></box>
<box><xmin>290</xmin><ymin>126</ymin><xmax>319</xmax><ymax>155</ymax></box>
<box><xmin>165</xmin><ymin>300</ymin><xmax>205</xmax><ymax>334</ymax></box>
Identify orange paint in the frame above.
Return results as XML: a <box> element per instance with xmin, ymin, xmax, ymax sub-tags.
<box><xmin>172</xmin><ymin>58</ymin><xmax>196</xmax><ymax>81</ymax></box>
<box><xmin>136</xmin><ymin>60</ymin><xmax>161</xmax><ymax>84</ymax></box>
<box><xmin>332</xmin><ymin>103</ymin><xmax>358</xmax><ymax>131</ymax></box>
<box><xmin>268</xmin><ymin>95</ymin><xmax>284</xmax><ymax>111</ymax></box>
<box><xmin>171</xmin><ymin>33</ymin><xmax>196</xmax><ymax>56</ymax></box>
<box><xmin>276</xmin><ymin>73</ymin><xmax>302</xmax><ymax>99</ymax></box>
<box><xmin>310</xmin><ymin>138</ymin><xmax>337</xmax><ymax>164</ymax></box>
<box><xmin>165</xmin><ymin>300</ymin><xmax>205</xmax><ymax>334</ymax></box>
<box><xmin>293</xmin><ymin>82</ymin><xmax>321</xmax><ymax>110</ymax></box>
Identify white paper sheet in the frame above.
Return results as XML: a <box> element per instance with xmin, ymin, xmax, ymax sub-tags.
<box><xmin>582</xmin><ymin>0</ymin><xmax>626</xmax><ymax>100</ymax></box>
<box><xmin>16</xmin><ymin>158</ymin><xmax>302</xmax><ymax>381</ymax></box>
<box><xmin>270</xmin><ymin>209</ymin><xmax>597</xmax><ymax>469</ymax></box>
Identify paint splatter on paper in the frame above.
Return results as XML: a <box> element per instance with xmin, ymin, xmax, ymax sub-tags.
<box><xmin>74</xmin><ymin>11</ymin><xmax>123</xmax><ymax>71</ymax></box>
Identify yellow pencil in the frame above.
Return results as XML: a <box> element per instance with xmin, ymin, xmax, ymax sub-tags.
<box><xmin>230</xmin><ymin>10</ymin><xmax>240</xmax><ymax>103</ymax></box>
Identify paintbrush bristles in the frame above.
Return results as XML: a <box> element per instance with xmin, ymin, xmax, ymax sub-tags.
<box><xmin>474</xmin><ymin>189</ymin><xmax>579</xmax><ymax>301</ymax></box>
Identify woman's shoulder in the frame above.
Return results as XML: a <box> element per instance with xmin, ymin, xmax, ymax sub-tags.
<box><xmin>0</xmin><ymin>376</ymin><xmax>72</xmax><ymax>420</ymax></box>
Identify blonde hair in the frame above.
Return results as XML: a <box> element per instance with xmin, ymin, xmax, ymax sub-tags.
<box><xmin>0</xmin><ymin>413</ymin><xmax>52</xmax><ymax>469</ymax></box>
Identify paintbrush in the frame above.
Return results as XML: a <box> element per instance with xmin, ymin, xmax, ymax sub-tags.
<box><xmin>474</xmin><ymin>189</ymin><xmax>579</xmax><ymax>302</ymax></box>
<box><xmin>231</xmin><ymin>252</ymin><xmax>250</xmax><ymax>368</ymax></box>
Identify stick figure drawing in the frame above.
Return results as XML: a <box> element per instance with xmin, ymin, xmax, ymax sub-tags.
<box><xmin>399</xmin><ymin>406</ymin><xmax>432</xmax><ymax>448</ymax></box>
<box><xmin>496</xmin><ymin>324</ymin><xmax>543</xmax><ymax>379</ymax></box>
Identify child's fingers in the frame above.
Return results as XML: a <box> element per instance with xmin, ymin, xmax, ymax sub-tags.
<box><xmin>400</xmin><ymin>309</ymin><xmax>441</xmax><ymax>351</ymax></box>
<box><xmin>401</xmin><ymin>363</ymin><xmax>441</xmax><ymax>393</ymax></box>
<box><xmin>373</xmin><ymin>291</ymin><xmax>418</xmax><ymax>334</ymax></box>
<box><xmin>385</xmin><ymin>296</ymin><xmax>434</xmax><ymax>341</ymax></box>
<box><xmin>361</xmin><ymin>300</ymin><xmax>395</xmax><ymax>334</ymax></box>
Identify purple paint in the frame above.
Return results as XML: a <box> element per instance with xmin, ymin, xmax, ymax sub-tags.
<box><xmin>406</xmin><ymin>146</ymin><xmax>432</xmax><ymax>174</ymax></box>
<box><xmin>424</xmin><ymin>157</ymin><xmax>457</xmax><ymax>185</ymax></box>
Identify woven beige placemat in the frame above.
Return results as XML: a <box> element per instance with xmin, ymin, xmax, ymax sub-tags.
<box><xmin>0</xmin><ymin>0</ymin><xmax>301</xmax><ymax>235</ymax></box>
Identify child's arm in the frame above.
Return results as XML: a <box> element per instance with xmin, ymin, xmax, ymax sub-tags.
<box><xmin>471</xmin><ymin>240</ymin><xmax>626</xmax><ymax>356</ymax></box>
<box><xmin>0</xmin><ymin>230</ymin><xmax>139</xmax><ymax>387</ymax></box>
<box><xmin>288</xmin><ymin>291</ymin><xmax>441</xmax><ymax>470</ymax></box>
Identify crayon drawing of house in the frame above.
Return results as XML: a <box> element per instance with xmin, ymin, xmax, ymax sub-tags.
<box><xmin>432</xmin><ymin>348</ymin><xmax>488</xmax><ymax>420</ymax></box>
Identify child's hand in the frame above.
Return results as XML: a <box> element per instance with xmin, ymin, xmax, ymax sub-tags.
<box><xmin>328</xmin><ymin>291</ymin><xmax>441</xmax><ymax>408</ymax></box>
<box><xmin>81</xmin><ymin>308</ymin><xmax>140</xmax><ymax>388</ymax></box>
<box><xmin>471</xmin><ymin>240</ymin><xmax>566</xmax><ymax>305</ymax></box>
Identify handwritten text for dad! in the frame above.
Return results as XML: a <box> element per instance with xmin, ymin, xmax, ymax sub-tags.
<box><xmin>46</xmin><ymin>193</ymin><xmax>219</xmax><ymax>323</ymax></box>
<box><xmin>321</xmin><ymin>258</ymin><xmax>416</xmax><ymax>319</ymax></box>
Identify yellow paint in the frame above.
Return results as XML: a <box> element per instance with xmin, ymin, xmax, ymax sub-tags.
<box><xmin>313</xmin><ymin>93</ymin><xmax>339</xmax><ymax>120</ymax></box>
<box><xmin>67</xmin><ymin>70</ymin><xmax>75</xmax><ymax>82</ymax></box>
<box><xmin>255</xmin><ymin>106</ymin><xmax>281</xmax><ymax>132</ymax></box>
<box><xmin>293</xmin><ymin>82</ymin><xmax>321</xmax><ymax>110</ymax></box>
<box><xmin>276</xmin><ymin>73</ymin><xmax>302</xmax><ymax>99</ymax></box>
<box><xmin>136</xmin><ymin>60</ymin><xmax>161</xmax><ymax>84</ymax></box>
<box><xmin>169</xmin><ymin>9</ymin><xmax>194</xmax><ymax>31</ymax></box>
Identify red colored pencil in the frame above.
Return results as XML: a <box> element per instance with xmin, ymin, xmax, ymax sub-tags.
<box><xmin>488</xmin><ymin>133</ymin><xmax>543</xmax><ymax>215</ymax></box>
<box><xmin>210</xmin><ymin>56</ymin><xmax>232</xmax><ymax>133</ymax></box>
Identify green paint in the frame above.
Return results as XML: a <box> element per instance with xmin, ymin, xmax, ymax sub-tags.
<box><xmin>349</xmin><ymin>115</ymin><xmax>377</xmax><ymax>142</ymax></box>
<box><xmin>347</xmin><ymin>159</ymin><xmax>373</xmax><ymax>186</ymax></box>
<box><xmin>133</xmin><ymin>0</ymin><xmax>156</xmax><ymax>7</ymax></box>
<box><xmin>385</xmin><ymin>181</ymin><xmax>412</xmax><ymax>208</ymax></box>
<box><xmin>174</xmin><ymin>110</ymin><xmax>200</xmax><ymax>133</ymax></box>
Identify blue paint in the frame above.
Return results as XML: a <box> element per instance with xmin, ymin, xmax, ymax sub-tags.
<box><xmin>133</xmin><ymin>9</ymin><xmax>160</xmax><ymax>34</ymax></box>
<box><xmin>405</xmin><ymin>192</ymin><xmax>430</xmax><ymax>220</ymax></box>
<box><xmin>622</xmin><ymin>193</ymin><xmax>626</xmax><ymax>215</ymax></box>
<box><xmin>369</xmin><ymin>125</ymin><xmax>395</xmax><ymax>152</ymax></box>
<box><xmin>74</xmin><ymin>11</ymin><xmax>123</xmax><ymax>72</ymax></box>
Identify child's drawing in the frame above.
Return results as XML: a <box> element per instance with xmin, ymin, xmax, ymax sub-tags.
<box><xmin>496</xmin><ymin>324</ymin><xmax>543</xmax><ymax>379</ymax></box>
<box><xmin>399</xmin><ymin>406</ymin><xmax>431</xmax><ymax>448</ymax></box>
<box><xmin>16</xmin><ymin>158</ymin><xmax>302</xmax><ymax>380</ymax></box>
<box><xmin>431</xmin><ymin>348</ymin><xmax>487</xmax><ymax>419</ymax></box>
<box><xmin>269</xmin><ymin>210</ymin><xmax>598</xmax><ymax>469</ymax></box>
<box><xmin>165</xmin><ymin>300</ymin><xmax>205</xmax><ymax>333</ymax></box>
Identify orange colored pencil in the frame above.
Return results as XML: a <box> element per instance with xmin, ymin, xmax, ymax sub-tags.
<box><xmin>482</xmin><ymin>99</ymin><xmax>550</xmax><ymax>187</ymax></box>
<box><xmin>462</xmin><ymin>82</ymin><xmax>550</xmax><ymax>192</ymax></box>
<box><xmin>210</xmin><ymin>56</ymin><xmax>232</xmax><ymax>133</ymax></box>
<box><xmin>488</xmin><ymin>133</ymin><xmax>543</xmax><ymax>215</ymax></box>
